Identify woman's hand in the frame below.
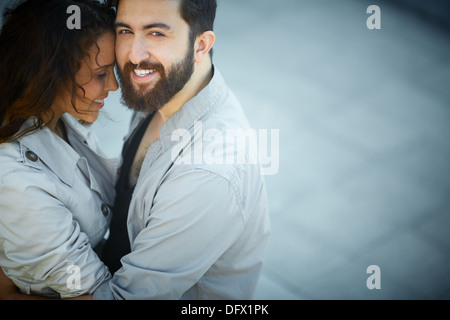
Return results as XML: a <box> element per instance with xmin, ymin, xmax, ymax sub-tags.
<box><xmin>0</xmin><ymin>267</ymin><xmax>20</xmax><ymax>300</ymax></box>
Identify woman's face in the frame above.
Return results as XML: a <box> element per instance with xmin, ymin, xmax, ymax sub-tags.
<box><xmin>58</xmin><ymin>32</ymin><xmax>118</xmax><ymax>124</ymax></box>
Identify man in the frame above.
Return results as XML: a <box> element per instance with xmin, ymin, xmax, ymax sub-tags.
<box><xmin>96</xmin><ymin>0</ymin><xmax>270</xmax><ymax>300</ymax></box>
<box><xmin>0</xmin><ymin>0</ymin><xmax>271</xmax><ymax>300</ymax></box>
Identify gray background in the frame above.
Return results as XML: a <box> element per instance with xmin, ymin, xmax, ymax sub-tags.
<box><xmin>2</xmin><ymin>0</ymin><xmax>450</xmax><ymax>299</ymax></box>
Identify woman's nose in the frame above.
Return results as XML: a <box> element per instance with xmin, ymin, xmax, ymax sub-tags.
<box><xmin>107</xmin><ymin>72</ymin><xmax>119</xmax><ymax>92</ymax></box>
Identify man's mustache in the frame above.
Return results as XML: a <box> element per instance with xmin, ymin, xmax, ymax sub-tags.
<box><xmin>121</xmin><ymin>61</ymin><xmax>165</xmax><ymax>74</ymax></box>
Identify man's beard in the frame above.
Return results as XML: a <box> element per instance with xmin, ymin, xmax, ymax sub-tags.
<box><xmin>116</xmin><ymin>44</ymin><xmax>195</xmax><ymax>114</ymax></box>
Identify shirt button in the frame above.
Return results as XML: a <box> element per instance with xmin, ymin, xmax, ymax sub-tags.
<box><xmin>101</xmin><ymin>204</ymin><xmax>109</xmax><ymax>217</ymax></box>
<box><xmin>25</xmin><ymin>151</ymin><xmax>39</xmax><ymax>162</ymax></box>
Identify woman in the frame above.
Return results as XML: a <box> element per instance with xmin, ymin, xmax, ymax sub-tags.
<box><xmin>0</xmin><ymin>0</ymin><xmax>119</xmax><ymax>298</ymax></box>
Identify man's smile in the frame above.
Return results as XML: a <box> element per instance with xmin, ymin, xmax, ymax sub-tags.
<box><xmin>132</xmin><ymin>68</ymin><xmax>158</xmax><ymax>83</ymax></box>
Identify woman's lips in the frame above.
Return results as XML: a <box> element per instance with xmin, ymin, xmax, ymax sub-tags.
<box><xmin>93</xmin><ymin>99</ymin><xmax>105</xmax><ymax>109</ymax></box>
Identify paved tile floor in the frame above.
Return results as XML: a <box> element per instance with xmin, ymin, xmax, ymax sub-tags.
<box><xmin>93</xmin><ymin>0</ymin><xmax>450</xmax><ymax>300</ymax></box>
<box><xmin>3</xmin><ymin>0</ymin><xmax>449</xmax><ymax>300</ymax></box>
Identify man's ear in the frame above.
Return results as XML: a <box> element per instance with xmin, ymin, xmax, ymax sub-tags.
<box><xmin>194</xmin><ymin>31</ymin><xmax>215</xmax><ymax>63</ymax></box>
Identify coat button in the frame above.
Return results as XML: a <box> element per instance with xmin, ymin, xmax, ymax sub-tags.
<box><xmin>25</xmin><ymin>151</ymin><xmax>39</xmax><ymax>162</ymax></box>
<box><xmin>101</xmin><ymin>204</ymin><xmax>109</xmax><ymax>217</ymax></box>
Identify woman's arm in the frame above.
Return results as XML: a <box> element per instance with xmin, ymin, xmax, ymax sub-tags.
<box><xmin>0</xmin><ymin>171</ymin><xmax>110</xmax><ymax>299</ymax></box>
<box><xmin>0</xmin><ymin>268</ymin><xmax>56</xmax><ymax>300</ymax></box>
<box><xmin>0</xmin><ymin>268</ymin><xmax>93</xmax><ymax>300</ymax></box>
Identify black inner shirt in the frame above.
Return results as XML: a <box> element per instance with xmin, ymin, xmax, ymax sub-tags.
<box><xmin>102</xmin><ymin>114</ymin><xmax>153</xmax><ymax>274</ymax></box>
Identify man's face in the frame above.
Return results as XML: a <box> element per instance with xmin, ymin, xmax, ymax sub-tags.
<box><xmin>115</xmin><ymin>0</ymin><xmax>194</xmax><ymax>112</ymax></box>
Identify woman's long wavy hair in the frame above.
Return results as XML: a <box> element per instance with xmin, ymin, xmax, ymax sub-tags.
<box><xmin>0</xmin><ymin>0</ymin><xmax>115</xmax><ymax>143</ymax></box>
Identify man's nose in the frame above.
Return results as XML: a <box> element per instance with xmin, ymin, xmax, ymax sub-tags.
<box><xmin>129</xmin><ymin>37</ymin><xmax>151</xmax><ymax>66</ymax></box>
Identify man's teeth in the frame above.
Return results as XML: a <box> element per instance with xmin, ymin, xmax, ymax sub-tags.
<box><xmin>134</xmin><ymin>69</ymin><xmax>155</xmax><ymax>77</ymax></box>
<box><xmin>94</xmin><ymin>99</ymin><xmax>104</xmax><ymax>104</ymax></box>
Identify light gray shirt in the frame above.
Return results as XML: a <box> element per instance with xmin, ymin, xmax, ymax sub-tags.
<box><xmin>0</xmin><ymin>114</ymin><xmax>116</xmax><ymax>298</ymax></box>
<box><xmin>94</xmin><ymin>68</ymin><xmax>271</xmax><ymax>300</ymax></box>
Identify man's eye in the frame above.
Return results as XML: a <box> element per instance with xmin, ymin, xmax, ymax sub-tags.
<box><xmin>97</xmin><ymin>73</ymin><xmax>107</xmax><ymax>78</ymax></box>
<box><xmin>118</xmin><ymin>29</ymin><xmax>132</xmax><ymax>35</ymax></box>
<box><xmin>150</xmin><ymin>31</ymin><xmax>164</xmax><ymax>37</ymax></box>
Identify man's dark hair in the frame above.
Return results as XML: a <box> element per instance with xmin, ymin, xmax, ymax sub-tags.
<box><xmin>179</xmin><ymin>0</ymin><xmax>217</xmax><ymax>37</ymax></box>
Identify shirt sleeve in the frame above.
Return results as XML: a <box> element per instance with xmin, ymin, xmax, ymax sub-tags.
<box><xmin>0</xmin><ymin>171</ymin><xmax>111</xmax><ymax>298</ymax></box>
<box><xmin>94</xmin><ymin>169</ymin><xmax>244</xmax><ymax>300</ymax></box>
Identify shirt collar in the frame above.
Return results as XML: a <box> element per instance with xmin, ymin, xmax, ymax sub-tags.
<box><xmin>159</xmin><ymin>67</ymin><xmax>228</xmax><ymax>151</ymax></box>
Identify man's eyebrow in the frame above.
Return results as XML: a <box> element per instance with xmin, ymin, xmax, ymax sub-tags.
<box><xmin>114</xmin><ymin>22</ymin><xmax>171</xmax><ymax>31</ymax></box>
<box><xmin>144</xmin><ymin>23</ymin><xmax>171</xmax><ymax>30</ymax></box>
<box><xmin>114</xmin><ymin>22</ymin><xmax>131</xmax><ymax>29</ymax></box>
